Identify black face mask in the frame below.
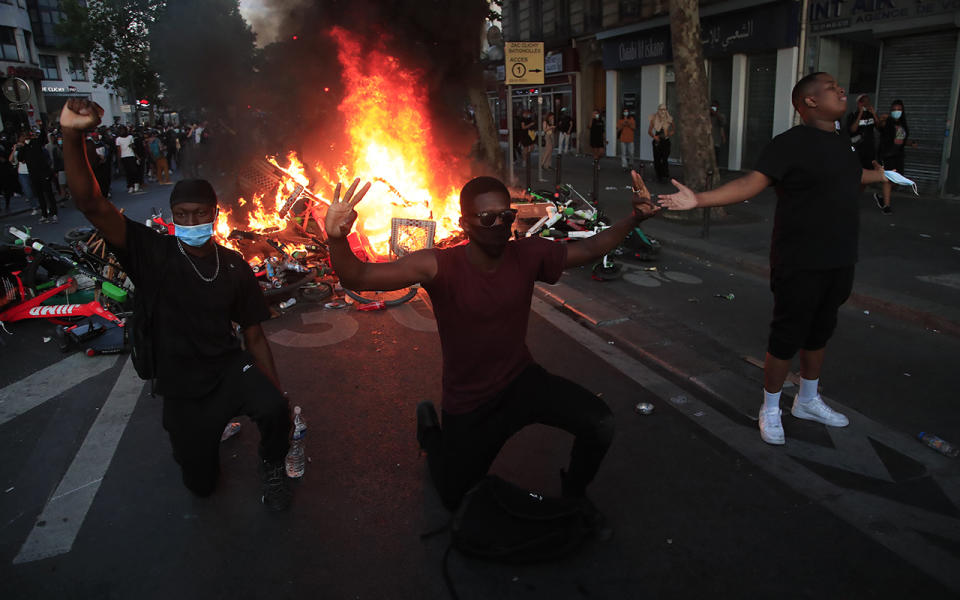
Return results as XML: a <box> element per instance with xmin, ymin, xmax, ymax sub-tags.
<box><xmin>465</xmin><ymin>222</ymin><xmax>511</xmax><ymax>257</ymax></box>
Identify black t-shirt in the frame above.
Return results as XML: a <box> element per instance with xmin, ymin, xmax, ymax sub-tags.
<box><xmin>111</xmin><ymin>218</ymin><xmax>270</xmax><ymax>399</ymax></box>
<box><xmin>846</xmin><ymin>110</ymin><xmax>877</xmax><ymax>149</ymax></box>
<box><xmin>754</xmin><ymin>125</ymin><xmax>862</xmax><ymax>270</ymax></box>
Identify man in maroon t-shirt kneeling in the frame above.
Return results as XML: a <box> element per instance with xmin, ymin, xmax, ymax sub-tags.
<box><xmin>325</xmin><ymin>174</ymin><xmax>660</xmax><ymax>518</ymax></box>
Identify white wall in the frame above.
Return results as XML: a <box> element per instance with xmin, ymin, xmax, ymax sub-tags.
<box><xmin>773</xmin><ymin>46</ymin><xmax>799</xmax><ymax>137</ymax></box>
<box><xmin>639</xmin><ymin>64</ymin><xmax>664</xmax><ymax>162</ymax></box>
<box><xmin>728</xmin><ymin>54</ymin><xmax>748</xmax><ymax>171</ymax></box>
<box><xmin>605</xmin><ymin>69</ymin><xmax>618</xmax><ymax>157</ymax></box>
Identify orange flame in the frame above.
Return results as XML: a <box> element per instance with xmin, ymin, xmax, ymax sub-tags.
<box><xmin>216</xmin><ymin>28</ymin><xmax>466</xmax><ymax>261</ymax></box>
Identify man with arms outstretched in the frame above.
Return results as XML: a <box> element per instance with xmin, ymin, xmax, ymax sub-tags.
<box><xmin>659</xmin><ymin>73</ymin><xmax>888</xmax><ymax>445</ymax></box>
<box><xmin>325</xmin><ymin>173</ymin><xmax>659</xmax><ymax>524</ymax></box>
<box><xmin>60</xmin><ymin>99</ymin><xmax>293</xmax><ymax>510</ymax></box>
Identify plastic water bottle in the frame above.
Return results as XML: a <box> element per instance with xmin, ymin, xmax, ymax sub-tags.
<box><xmin>917</xmin><ymin>432</ymin><xmax>959</xmax><ymax>458</ymax></box>
<box><xmin>285</xmin><ymin>406</ymin><xmax>307</xmax><ymax>477</ymax></box>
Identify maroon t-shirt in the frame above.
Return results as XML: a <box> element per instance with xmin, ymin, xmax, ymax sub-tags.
<box><xmin>424</xmin><ymin>236</ymin><xmax>568</xmax><ymax>415</ymax></box>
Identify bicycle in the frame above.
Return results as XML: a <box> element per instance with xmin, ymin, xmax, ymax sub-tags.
<box><xmin>1</xmin><ymin>226</ymin><xmax>128</xmax><ymax>354</ymax></box>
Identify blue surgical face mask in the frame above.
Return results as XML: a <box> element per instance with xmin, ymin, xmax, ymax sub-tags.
<box><xmin>175</xmin><ymin>221</ymin><xmax>214</xmax><ymax>247</ymax></box>
<box><xmin>890</xmin><ymin>110</ymin><xmax>903</xmax><ymax>119</ymax></box>
<box><xmin>884</xmin><ymin>170</ymin><xmax>918</xmax><ymax>195</ymax></box>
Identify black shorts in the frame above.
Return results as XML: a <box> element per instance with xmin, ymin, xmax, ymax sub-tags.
<box><xmin>768</xmin><ymin>266</ymin><xmax>855</xmax><ymax>360</ymax></box>
<box><xmin>880</xmin><ymin>154</ymin><xmax>904</xmax><ymax>174</ymax></box>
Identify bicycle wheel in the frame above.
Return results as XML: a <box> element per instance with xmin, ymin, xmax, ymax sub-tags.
<box><xmin>343</xmin><ymin>286</ymin><xmax>418</xmax><ymax>306</ymax></box>
<box><xmin>591</xmin><ymin>261</ymin><xmax>623</xmax><ymax>281</ymax></box>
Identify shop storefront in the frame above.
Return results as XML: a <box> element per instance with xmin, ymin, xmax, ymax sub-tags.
<box><xmin>598</xmin><ymin>0</ymin><xmax>801</xmax><ymax>170</ymax></box>
<box><xmin>488</xmin><ymin>46</ymin><xmax>580</xmax><ymax>151</ymax></box>
<box><xmin>807</xmin><ymin>0</ymin><xmax>960</xmax><ymax>195</ymax></box>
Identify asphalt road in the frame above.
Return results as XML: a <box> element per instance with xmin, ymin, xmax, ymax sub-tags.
<box><xmin>1</xmin><ymin>177</ymin><xmax>958</xmax><ymax>598</ymax></box>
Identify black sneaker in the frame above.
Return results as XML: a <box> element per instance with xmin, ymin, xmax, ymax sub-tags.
<box><xmin>874</xmin><ymin>192</ymin><xmax>884</xmax><ymax>209</ymax></box>
<box><xmin>416</xmin><ymin>401</ymin><xmax>440</xmax><ymax>450</ymax></box>
<box><xmin>261</xmin><ymin>459</ymin><xmax>292</xmax><ymax>511</ymax></box>
<box><xmin>882</xmin><ymin>205</ymin><xmax>893</xmax><ymax>215</ymax></box>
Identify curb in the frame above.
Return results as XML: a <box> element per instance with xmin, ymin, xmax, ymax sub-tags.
<box><xmin>641</xmin><ymin>225</ymin><xmax>960</xmax><ymax>339</ymax></box>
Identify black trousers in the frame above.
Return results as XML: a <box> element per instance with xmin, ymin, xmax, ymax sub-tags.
<box><xmin>121</xmin><ymin>156</ymin><xmax>141</xmax><ymax>188</ymax></box>
<box><xmin>30</xmin><ymin>173</ymin><xmax>56</xmax><ymax>218</ymax></box>
<box><xmin>652</xmin><ymin>138</ymin><xmax>671</xmax><ymax>181</ymax></box>
<box><xmin>161</xmin><ymin>353</ymin><xmax>291</xmax><ymax>497</ymax></box>
<box><xmin>422</xmin><ymin>363</ymin><xmax>614</xmax><ymax>511</ymax></box>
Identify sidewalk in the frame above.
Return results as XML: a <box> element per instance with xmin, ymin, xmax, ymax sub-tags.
<box><xmin>517</xmin><ymin>149</ymin><xmax>960</xmax><ymax>338</ymax></box>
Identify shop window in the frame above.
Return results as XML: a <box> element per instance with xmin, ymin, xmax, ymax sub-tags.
<box><xmin>0</xmin><ymin>27</ymin><xmax>19</xmax><ymax>61</ymax></box>
<box><xmin>40</xmin><ymin>54</ymin><xmax>60</xmax><ymax>80</ymax></box>
<box><xmin>68</xmin><ymin>56</ymin><xmax>88</xmax><ymax>81</ymax></box>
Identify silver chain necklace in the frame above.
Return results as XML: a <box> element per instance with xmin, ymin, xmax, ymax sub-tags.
<box><xmin>177</xmin><ymin>238</ymin><xmax>220</xmax><ymax>282</ymax></box>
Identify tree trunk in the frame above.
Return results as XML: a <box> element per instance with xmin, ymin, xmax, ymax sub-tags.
<box><xmin>468</xmin><ymin>85</ymin><xmax>503</xmax><ymax>174</ymax></box>
<box><xmin>668</xmin><ymin>0</ymin><xmax>716</xmax><ymax>193</ymax></box>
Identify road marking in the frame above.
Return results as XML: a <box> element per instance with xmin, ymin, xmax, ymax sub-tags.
<box><xmin>530</xmin><ymin>296</ymin><xmax>960</xmax><ymax>591</ymax></box>
<box><xmin>389</xmin><ymin>302</ymin><xmax>437</xmax><ymax>332</ymax></box>
<box><xmin>917</xmin><ymin>273</ymin><xmax>960</xmax><ymax>291</ymax></box>
<box><xmin>0</xmin><ymin>353</ymin><xmax>119</xmax><ymax>426</ymax></box>
<box><xmin>13</xmin><ymin>356</ymin><xmax>144</xmax><ymax>564</ymax></box>
<box><xmin>269</xmin><ymin>309</ymin><xmax>359</xmax><ymax>348</ymax></box>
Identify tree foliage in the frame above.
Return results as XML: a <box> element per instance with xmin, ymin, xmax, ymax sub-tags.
<box><xmin>56</xmin><ymin>0</ymin><xmax>162</xmax><ymax>101</ymax></box>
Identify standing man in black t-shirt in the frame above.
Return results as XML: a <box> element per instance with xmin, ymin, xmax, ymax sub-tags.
<box><xmin>847</xmin><ymin>94</ymin><xmax>878</xmax><ymax>171</ymax></box>
<box><xmin>659</xmin><ymin>72</ymin><xmax>888</xmax><ymax>445</ymax></box>
<box><xmin>59</xmin><ymin>98</ymin><xmax>293</xmax><ymax>510</ymax></box>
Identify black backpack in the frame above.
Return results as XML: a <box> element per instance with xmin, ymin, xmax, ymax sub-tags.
<box><xmin>426</xmin><ymin>476</ymin><xmax>592</xmax><ymax>599</ymax></box>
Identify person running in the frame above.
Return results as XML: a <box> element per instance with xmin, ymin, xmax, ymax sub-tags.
<box><xmin>60</xmin><ymin>98</ymin><xmax>293</xmax><ymax>511</ymax></box>
<box><xmin>874</xmin><ymin>99</ymin><xmax>916</xmax><ymax>215</ymax></box>
<box><xmin>648</xmin><ymin>105</ymin><xmax>674</xmax><ymax>183</ymax></box>
<box><xmin>323</xmin><ymin>171</ymin><xmax>660</xmax><ymax>525</ymax></box>
<box><xmin>658</xmin><ymin>72</ymin><xmax>888</xmax><ymax>445</ymax></box>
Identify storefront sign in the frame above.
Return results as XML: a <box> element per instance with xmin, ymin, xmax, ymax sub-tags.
<box><xmin>809</xmin><ymin>0</ymin><xmax>960</xmax><ymax>33</ymax></box>
<box><xmin>545</xmin><ymin>53</ymin><xmax>563</xmax><ymax>74</ymax></box>
<box><xmin>602</xmin><ymin>0</ymin><xmax>800</xmax><ymax>69</ymax></box>
<box><xmin>41</xmin><ymin>85</ymin><xmax>80</xmax><ymax>94</ymax></box>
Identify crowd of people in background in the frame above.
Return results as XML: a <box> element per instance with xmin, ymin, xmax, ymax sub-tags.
<box><xmin>0</xmin><ymin>119</ymin><xmax>216</xmax><ymax>222</ymax></box>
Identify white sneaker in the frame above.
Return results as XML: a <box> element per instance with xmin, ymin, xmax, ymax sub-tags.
<box><xmin>127</xmin><ymin>187</ymin><xmax>134</xmax><ymax>193</ymax></box>
<box><xmin>791</xmin><ymin>396</ymin><xmax>849</xmax><ymax>427</ymax></box>
<box><xmin>759</xmin><ymin>407</ymin><xmax>785</xmax><ymax>445</ymax></box>
<box><xmin>49</xmin><ymin>215</ymin><xmax>58</xmax><ymax>224</ymax></box>
<box><xmin>134</xmin><ymin>183</ymin><xmax>141</xmax><ymax>192</ymax></box>
<box><xmin>30</xmin><ymin>208</ymin><xmax>39</xmax><ymax>216</ymax></box>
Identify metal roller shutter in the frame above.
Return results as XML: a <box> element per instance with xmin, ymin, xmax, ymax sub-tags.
<box><xmin>877</xmin><ymin>31</ymin><xmax>957</xmax><ymax>192</ymax></box>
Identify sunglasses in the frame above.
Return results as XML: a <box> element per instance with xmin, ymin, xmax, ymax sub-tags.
<box><xmin>473</xmin><ymin>209</ymin><xmax>518</xmax><ymax>227</ymax></box>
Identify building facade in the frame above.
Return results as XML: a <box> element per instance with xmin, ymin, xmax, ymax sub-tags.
<box><xmin>496</xmin><ymin>0</ymin><xmax>960</xmax><ymax>196</ymax></box>
<box><xmin>805</xmin><ymin>0</ymin><xmax>960</xmax><ymax>194</ymax></box>
<box><xmin>1</xmin><ymin>0</ymin><xmax>47</xmax><ymax>131</ymax></box>
<box><xmin>28</xmin><ymin>0</ymin><xmax>126</xmax><ymax>127</ymax></box>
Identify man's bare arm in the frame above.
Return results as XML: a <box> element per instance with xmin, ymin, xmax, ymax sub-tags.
<box><xmin>658</xmin><ymin>170</ymin><xmax>771</xmax><ymax>210</ymax></box>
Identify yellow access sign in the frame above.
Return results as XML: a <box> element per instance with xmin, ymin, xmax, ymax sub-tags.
<box><xmin>505</xmin><ymin>42</ymin><xmax>544</xmax><ymax>85</ymax></box>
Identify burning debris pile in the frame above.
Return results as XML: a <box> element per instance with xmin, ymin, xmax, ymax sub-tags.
<box><xmin>212</xmin><ymin>28</ymin><xmax>470</xmax><ymax>302</ymax></box>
